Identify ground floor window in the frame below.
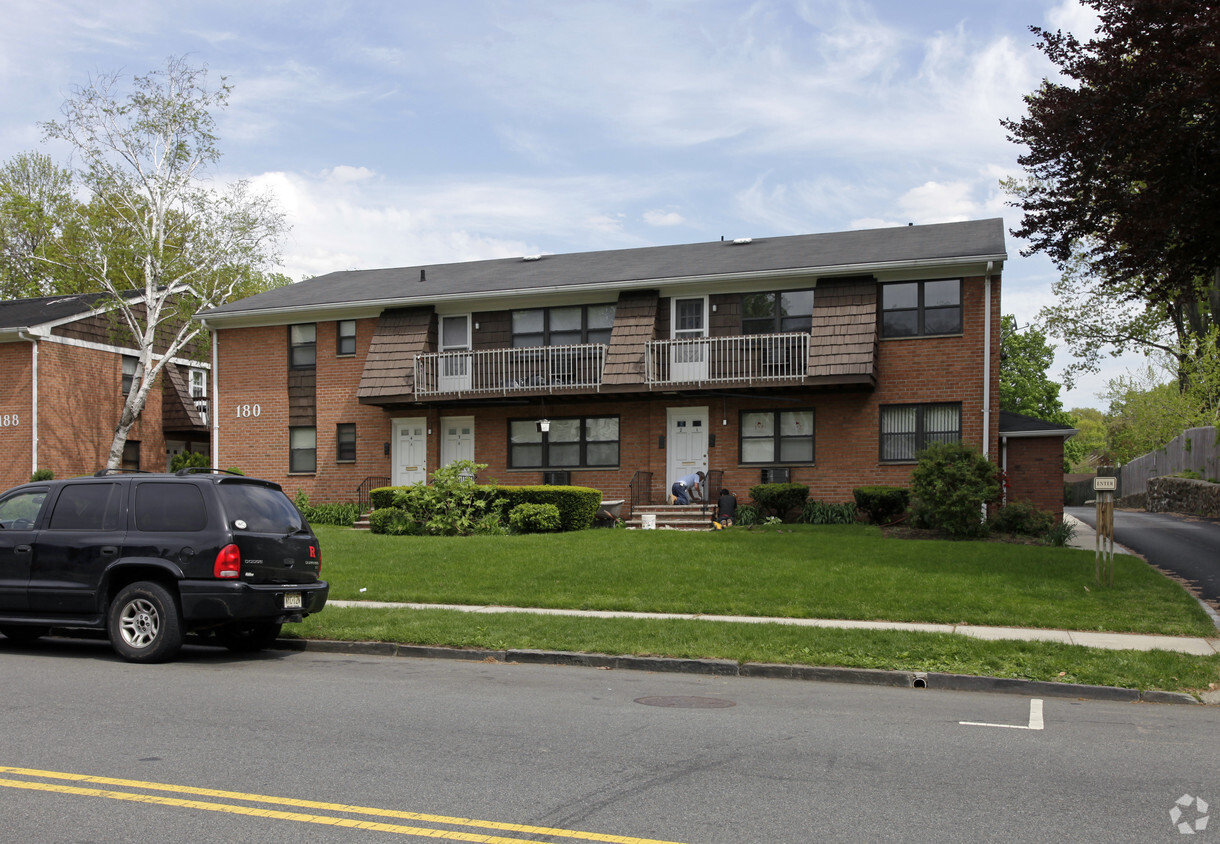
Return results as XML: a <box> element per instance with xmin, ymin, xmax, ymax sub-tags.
<box><xmin>290</xmin><ymin>426</ymin><xmax>317</xmax><ymax>473</ymax></box>
<box><xmin>336</xmin><ymin>423</ymin><xmax>356</xmax><ymax>462</ymax></box>
<box><xmin>740</xmin><ymin>409</ymin><xmax>814</xmax><ymax>464</ymax></box>
<box><xmin>509</xmin><ymin>416</ymin><xmax>619</xmax><ymax>468</ymax></box>
<box><xmin>879</xmin><ymin>402</ymin><xmax>961</xmax><ymax>462</ymax></box>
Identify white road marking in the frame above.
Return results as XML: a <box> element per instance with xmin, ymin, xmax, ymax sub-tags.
<box><xmin>960</xmin><ymin>698</ymin><xmax>1044</xmax><ymax>730</ymax></box>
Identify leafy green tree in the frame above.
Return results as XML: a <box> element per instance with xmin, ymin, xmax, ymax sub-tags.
<box><xmin>1065</xmin><ymin>407</ymin><xmax>1110</xmax><ymax>470</ymax></box>
<box><xmin>1000</xmin><ymin>315</ymin><xmax>1073</xmax><ymax>424</ymax></box>
<box><xmin>1002</xmin><ymin>1</ymin><xmax>1218</xmax><ymax>402</ymax></box>
<box><xmin>40</xmin><ymin>57</ymin><xmax>288</xmax><ymax>469</ymax></box>
<box><xmin>1101</xmin><ymin>364</ymin><xmax>1200</xmax><ymax>463</ymax></box>
<box><xmin>0</xmin><ymin>152</ymin><xmax>78</xmax><ymax>298</ymax></box>
<box><xmin>1002</xmin><ymin>0</ymin><xmax>1220</xmax><ymax>314</ymax></box>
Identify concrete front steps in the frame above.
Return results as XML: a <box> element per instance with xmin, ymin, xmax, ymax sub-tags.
<box><xmin>626</xmin><ymin>503</ymin><xmax>720</xmax><ymax>531</ymax></box>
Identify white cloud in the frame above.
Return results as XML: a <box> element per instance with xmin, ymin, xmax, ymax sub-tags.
<box><xmin>643</xmin><ymin>209</ymin><xmax>684</xmax><ymax>227</ymax></box>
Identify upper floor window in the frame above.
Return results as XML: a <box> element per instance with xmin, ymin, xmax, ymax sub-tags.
<box><xmin>336</xmin><ymin>320</ymin><xmax>357</xmax><ymax>356</ymax></box>
<box><xmin>512</xmin><ymin>304</ymin><xmax>616</xmax><ymax>348</ymax></box>
<box><xmin>740</xmin><ymin>409</ymin><xmax>815</xmax><ymax>464</ymax></box>
<box><xmin>508</xmin><ymin>416</ymin><xmax>619</xmax><ymax>468</ymax></box>
<box><xmin>742</xmin><ymin>290</ymin><xmax>814</xmax><ymax>334</ymax></box>
<box><xmin>879</xmin><ymin>402</ymin><xmax>961</xmax><ymax>462</ymax></box>
<box><xmin>290</xmin><ymin>324</ymin><xmax>317</xmax><ymax>369</ymax></box>
<box><xmin>881</xmin><ymin>280</ymin><xmax>961</xmax><ymax>337</ymax></box>
<box><xmin>121</xmin><ymin>356</ymin><xmax>142</xmax><ymax>395</ymax></box>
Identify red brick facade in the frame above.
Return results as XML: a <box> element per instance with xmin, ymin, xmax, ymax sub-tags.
<box><xmin>1002</xmin><ymin>435</ymin><xmax>1068</xmax><ymax>518</ymax></box>
<box><xmin>213</xmin><ymin>275</ymin><xmax>1005</xmax><ymax>506</ymax></box>
<box><xmin>0</xmin><ymin>295</ymin><xmax>208</xmax><ymax>489</ymax></box>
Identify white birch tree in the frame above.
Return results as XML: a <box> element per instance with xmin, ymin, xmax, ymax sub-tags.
<box><xmin>41</xmin><ymin>57</ymin><xmax>287</xmax><ymax>470</ymax></box>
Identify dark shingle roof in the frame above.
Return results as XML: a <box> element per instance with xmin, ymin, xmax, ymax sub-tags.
<box><xmin>999</xmin><ymin>410</ymin><xmax>1077</xmax><ymax>437</ymax></box>
<box><xmin>202</xmin><ymin>218</ymin><xmax>1006</xmax><ymax>321</ymax></box>
<box><xmin>0</xmin><ymin>291</ymin><xmax>125</xmax><ymax>331</ymax></box>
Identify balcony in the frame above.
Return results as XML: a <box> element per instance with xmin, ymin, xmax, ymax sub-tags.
<box><xmin>645</xmin><ymin>333</ymin><xmax>810</xmax><ymax>387</ymax></box>
<box><xmin>414</xmin><ymin>343</ymin><xmax>607</xmax><ymax>398</ymax></box>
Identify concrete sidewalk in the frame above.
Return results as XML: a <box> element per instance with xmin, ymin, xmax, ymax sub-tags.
<box><xmin>328</xmin><ymin>599</ymin><xmax>1220</xmax><ymax>657</ymax></box>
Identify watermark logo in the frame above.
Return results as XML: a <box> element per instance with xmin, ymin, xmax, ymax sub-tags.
<box><xmin>1171</xmin><ymin>794</ymin><xmax>1210</xmax><ymax>835</ymax></box>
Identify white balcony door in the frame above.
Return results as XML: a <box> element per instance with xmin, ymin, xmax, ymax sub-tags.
<box><xmin>438</xmin><ymin>314</ymin><xmax>472</xmax><ymax>392</ymax></box>
<box><xmin>670</xmin><ymin>296</ymin><xmax>708</xmax><ymax>382</ymax></box>
<box><xmin>392</xmin><ymin>417</ymin><xmax>428</xmax><ymax>486</ymax></box>
<box><xmin>667</xmin><ymin>406</ymin><xmax>708</xmax><ymax>494</ymax></box>
<box><xmin>440</xmin><ymin>416</ymin><xmax>475</xmax><ymax>469</ymax></box>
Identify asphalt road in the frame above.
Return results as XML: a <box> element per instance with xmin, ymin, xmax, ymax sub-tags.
<box><xmin>1066</xmin><ymin>506</ymin><xmax>1220</xmax><ymax>609</ymax></box>
<box><xmin>1</xmin><ymin>640</ymin><xmax>1218</xmax><ymax>843</ymax></box>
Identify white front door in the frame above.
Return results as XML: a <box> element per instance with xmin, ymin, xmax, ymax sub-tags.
<box><xmin>440</xmin><ymin>416</ymin><xmax>475</xmax><ymax>468</ymax></box>
<box><xmin>392</xmin><ymin>417</ymin><xmax>428</xmax><ymax>486</ymax></box>
<box><xmin>667</xmin><ymin>406</ymin><xmax>709</xmax><ymax>495</ymax></box>
<box><xmin>670</xmin><ymin>296</ymin><xmax>708</xmax><ymax>382</ymax></box>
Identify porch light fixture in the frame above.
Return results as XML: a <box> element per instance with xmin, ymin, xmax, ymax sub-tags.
<box><xmin>537</xmin><ymin>419</ymin><xmax>551</xmax><ymax>433</ymax></box>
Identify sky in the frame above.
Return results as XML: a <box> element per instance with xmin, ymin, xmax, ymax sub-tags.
<box><xmin>0</xmin><ymin>0</ymin><xmax>1140</xmax><ymax>410</ymax></box>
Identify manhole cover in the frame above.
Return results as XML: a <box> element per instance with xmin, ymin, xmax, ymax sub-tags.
<box><xmin>634</xmin><ymin>696</ymin><xmax>736</xmax><ymax>709</ymax></box>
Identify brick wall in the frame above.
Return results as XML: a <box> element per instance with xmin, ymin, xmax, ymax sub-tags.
<box><xmin>1003</xmin><ymin>436</ymin><xmax>1067</xmax><ymax>518</ymax></box>
<box><xmin>0</xmin><ymin>343</ymin><xmax>34</xmax><ymax>488</ymax></box>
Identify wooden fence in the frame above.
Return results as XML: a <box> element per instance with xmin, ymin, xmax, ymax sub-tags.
<box><xmin>1119</xmin><ymin>426</ymin><xmax>1219</xmax><ymax>496</ymax></box>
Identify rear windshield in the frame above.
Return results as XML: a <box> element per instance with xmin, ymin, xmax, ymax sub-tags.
<box><xmin>217</xmin><ymin>483</ymin><xmax>304</xmax><ymax>534</ymax></box>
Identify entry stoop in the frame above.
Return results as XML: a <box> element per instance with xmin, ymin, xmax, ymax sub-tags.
<box><xmin>627</xmin><ymin>504</ymin><xmax>718</xmax><ymax>531</ymax></box>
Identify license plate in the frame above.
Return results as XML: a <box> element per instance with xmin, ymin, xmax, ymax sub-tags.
<box><xmin>284</xmin><ymin>592</ymin><xmax>303</xmax><ymax>609</ymax></box>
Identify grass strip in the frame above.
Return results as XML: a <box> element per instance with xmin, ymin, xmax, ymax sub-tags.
<box><xmin>289</xmin><ymin>606</ymin><xmax>1220</xmax><ymax>694</ymax></box>
<box><xmin>314</xmin><ymin>525</ymin><xmax>1216</xmax><ymax>636</ymax></box>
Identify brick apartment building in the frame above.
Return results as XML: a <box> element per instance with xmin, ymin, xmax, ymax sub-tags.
<box><xmin>0</xmin><ymin>291</ymin><xmax>210</xmax><ymax>488</ymax></box>
<box><xmin>197</xmin><ymin>218</ymin><xmax>1066</xmax><ymax>513</ymax></box>
<box><xmin>196</xmin><ymin>218</ymin><xmax>1067</xmax><ymax>514</ymax></box>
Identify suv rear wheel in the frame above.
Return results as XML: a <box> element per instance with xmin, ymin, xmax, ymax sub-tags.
<box><xmin>107</xmin><ymin>582</ymin><xmax>183</xmax><ymax>663</ymax></box>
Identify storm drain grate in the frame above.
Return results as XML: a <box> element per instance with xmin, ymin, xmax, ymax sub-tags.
<box><xmin>634</xmin><ymin>696</ymin><xmax>736</xmax><ymax>709</ymax></box>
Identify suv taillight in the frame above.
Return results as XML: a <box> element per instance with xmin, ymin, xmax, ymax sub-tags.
<box><xmin>214</xmin><ymin>544</ymin><xmax>242</xmax><ymax>578</ymax></box>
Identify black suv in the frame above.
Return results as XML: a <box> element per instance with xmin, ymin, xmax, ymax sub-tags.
<box><xmin>0</xmin><ymin>469</ymin><xmax>328</xmax><ymax>662</ymax></box>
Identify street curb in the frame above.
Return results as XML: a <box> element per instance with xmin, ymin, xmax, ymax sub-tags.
<box><xmin>278</xmin><ymin>639</ymin><xmax>1208</xmax><ymax>704</ymax></box>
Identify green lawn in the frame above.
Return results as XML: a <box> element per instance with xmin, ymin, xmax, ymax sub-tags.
<box><xmin>292</xmin><ymin>524</ymin><xmax>1220</xmax><ymax>694</ymax></box>
<box><xmin>311</xmin><ymin>524</ymin><xmax>1215</xmax><ymax>635</ymax></box>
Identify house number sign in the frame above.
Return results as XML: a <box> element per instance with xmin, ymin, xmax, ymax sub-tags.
<box><xmin>235</xmin><ymin>404</ymin><xmax>262</xmax><ymax>418</ymax></box>
<box><xmin>0</xmin><ymin>414</ymin><xmax>19</xmax><ymax>427</ymax></box>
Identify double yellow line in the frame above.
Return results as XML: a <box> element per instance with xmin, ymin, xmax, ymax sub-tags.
<box><xmin>0</xmin><ymin>766</ymin><xmax>687</xmax><ymax>843</ymax></box>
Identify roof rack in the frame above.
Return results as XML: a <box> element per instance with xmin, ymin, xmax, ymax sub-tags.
<box><xmin>173</xmin><ymin>467</ymin><xmax>246</xmax><ymax>477</ymax></box>
<box><xmin>92</xmin><ymin>468</ymin><xmax>153</xmax><ymax>477</ymax></box>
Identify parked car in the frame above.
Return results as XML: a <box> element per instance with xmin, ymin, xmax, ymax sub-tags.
<box><xmin>0</xmin><ymin>469</ymin><xmax>328</xmax><ymax>662</ymax></box>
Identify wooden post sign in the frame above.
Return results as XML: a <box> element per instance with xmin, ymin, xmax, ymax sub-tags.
<box><xmin>1093</xmin><ymin>476</ymin><xmax>1117</xmax><ymax>585</ymax></box>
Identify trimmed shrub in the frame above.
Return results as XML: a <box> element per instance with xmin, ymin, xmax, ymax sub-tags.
<box><xmin>988</xmin><ymin>500</ymin><xmax>1055</xmax><ymax>537</ymax></box>
<box><xmin>29</xmin><ymin>469</ymin><xmax>54</xmax><ymax>482</ymax></box>
<box><xmin>491</xmin><ymin>485</ymin><xmax>601</xmax><ymax>531</ymax></box>
<box><xmin>853</xmin><ymin>486</ymin><xmax>911</xmax><ymax>525</ymax></box>
<box><xmin>508</xmin><ymin>502</ymin><xmax>562</xmax><ymax>533</ymax></box>
<box><xmin>170</xmin><ymin>451</ymin><xmax>210</xmax><ymax>472</ymax></box>
<box><xmin>747</xmin><ymin>483</ymin><xmax>810</xmax><ymax>522</ymax></box>
<box><xmin>369</xmin><ymin>486</ymin><xmax>399</xmax><ymax>510</ymax></box>
<box><xmin>910</xmin><ymin>442</ymin><xmax>1001</xmax><ymax>538</ymax></box>
<box><xmin>798</xmin><ymin>500</ymin><xmax>858</xmax><ymax>525</ymax></box>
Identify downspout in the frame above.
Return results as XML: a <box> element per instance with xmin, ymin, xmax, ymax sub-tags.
<box><xmin>982</xmin><ymin>260</ymin><xmax>994</xmax><ymax>459</ymax></box>
<box><xmin>211</xmin><ymin>325</ymin><xmax>219</xmax><ymax>469</ymax></box>
<box><xmin>200</xmin><ymin>320</ymin><xmax>219</xmax><ymax>469</ymax></box>
<box><xmin>982</xmin><ymin>261</ymin><xmax>994</xmax><ymax>523</ymax></box>
<box><xmin>18</xmin><ymin>331</ymin><xmax>38</xmax><ymax>475</ymax></box>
